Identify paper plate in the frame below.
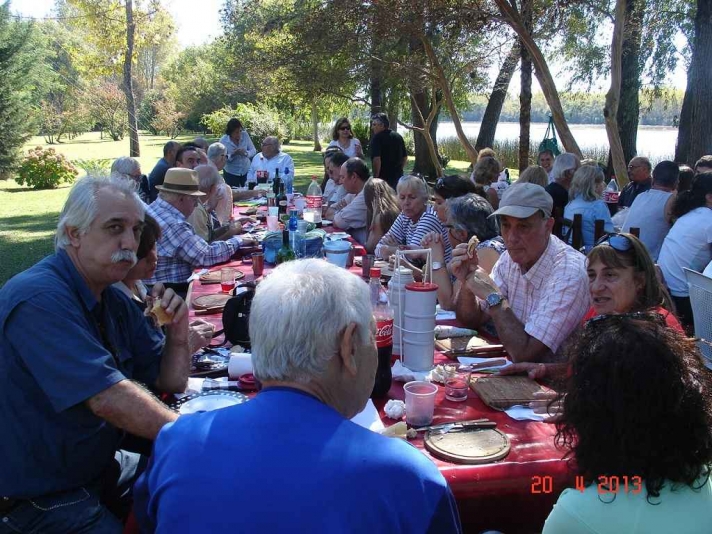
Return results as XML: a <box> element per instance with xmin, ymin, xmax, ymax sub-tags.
<box><xmin>171</xmin><ymin>391</ymin><xmax>248</xmax><ymax>415</ymax></box>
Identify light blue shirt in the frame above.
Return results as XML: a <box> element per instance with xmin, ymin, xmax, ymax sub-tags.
<box><xmin>220</xmin><ymin>132</ymin><xmax>256</xmax><ymax>176</ymax></box>
<box><xmin>564</xmin><ymin>196</ymin><xmax>614</xmax><ymax>249</ymax></box>
<box><xmin>247</xmin><ymin>151</ymin><xmax>296</xmax><ymax>191</ymax></box>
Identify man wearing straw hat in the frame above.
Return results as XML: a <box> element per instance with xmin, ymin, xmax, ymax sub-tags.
<box><xmin>450</xmin><ymin>182</ymin><xmax>588</xmax><ymax>363</ymax></box>
<box><xmin>147</xmin><ymin>168</ymin><xmax>254</xmax><ymax>295</ymax></box>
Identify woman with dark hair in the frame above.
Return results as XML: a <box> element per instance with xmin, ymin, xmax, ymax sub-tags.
<box><xmin>422</xmin><ymin>193</ymin><xmax>504</xmax><ymax>309</ymax></box>
<box><xmin>432</xmin><ymin>174</ymin><xmax>476</xmax><ymax>223</ymax></box>
<box><xmin>677</xmin><ymin>165</ymin><xmax>695</xmax><ymax>194</ymax></box>
<box><xmin>363</xmin><ymin>178</ymin><xmax>400</xmax><ymax>253</ymax></box>
<box><xmin>327</xmin><ymin>117</ymin><xmax>364</xmax><ymax>158</ymax></box>
<box><xmin>658</xmin><ymin>172</ymin><xmax>712</xmax><ymax>331</ymax></box>
<box><xmin>114</xmin><ymin>215</ymin><xmax>214</xmax><ymax>354</ymax></box>
<box><xmin>543</xmin><ymin>316</ymin><xmax>712</xmax><ymax>533</ymax></box>
<box><xmin>219</xmin><ymin>118</ymin><xmax>256</xmax><ymax>187</ymax></box>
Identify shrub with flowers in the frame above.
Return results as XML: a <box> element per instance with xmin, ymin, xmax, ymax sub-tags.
<box><xmin>15</xmin><ymin>147</ymin><xmax>79</xmax><ymax>189</ymax></box>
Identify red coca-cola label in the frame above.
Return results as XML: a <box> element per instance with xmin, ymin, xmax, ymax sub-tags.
<box><xmin>306</xmin><ymin>195</ymin><xmax>322</xmax><ymax>209</ymax></box>
<box><xmin>376</xmin><ymin>319</ymin><xmax>393</xmax><ymax>348</ymax></box>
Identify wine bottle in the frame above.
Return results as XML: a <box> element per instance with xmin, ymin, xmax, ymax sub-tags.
<box><xmin>276</xmin><ymin>229</ymin><xmax>296</xmax><ymax>264</ymax></box>
<box><xmin>277</xmin><ymin>181</ymin><xmax>288</xmax><ymax>216</ymax></box>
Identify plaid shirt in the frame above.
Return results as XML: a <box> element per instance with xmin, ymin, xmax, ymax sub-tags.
<box><xmin>146</xmin><ymin>198</ymin><xmax>243</xmax><ymax>284</ymax></box>
<box><xmin>489</xmin><ymin>235</ymin><xmax>589</xmax><ymax>354</ymax></box>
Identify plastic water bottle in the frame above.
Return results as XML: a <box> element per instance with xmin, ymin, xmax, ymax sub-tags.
<box><xmin>284</xmin><ymin>168</ymin><xmax>293</xmax><ymax>194</ymax></box>
<box><xmin>369</xmin><ymin>268</ymin><xmax>394</xmax><ymax>398</ymax></box>
<box><xmin>296</xmin><ymin>220</ymin><xmax>308</xmax><ymax>258</ymax></box>
<box><xmin>306</xmin><ymin>176</ymin><xmax>323</xmax><ymax>226</ymax></box>
<box><xmin>288</xmin><ymin>209</ymin><xmax>299</xmax><ymax>253</ymax></box>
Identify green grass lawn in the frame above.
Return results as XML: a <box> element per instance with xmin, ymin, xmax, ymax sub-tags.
<box><xmin>1</xmin><ymin>131</ymin><xmax>475</xmax><ymax>286</ymax></box>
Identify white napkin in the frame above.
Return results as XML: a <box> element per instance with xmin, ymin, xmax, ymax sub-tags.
<box><xmin>351</xmin><ymin>399</ymin><xmax>385</xmax><ymax>431</ymax></box>
<box><xmin>435</xmin><ymin>305</ymin><xmax>456</xmax><ymax>321</ymax></box>
<box><xmin>391</xmin><ymin>360</ymin><xmax>436</xmax><ymax>382</ymax></box>
<box><xmin>187</xmin><ymin>268</ymin><xmax>209</xmax><ymax>282</ymax></box>
<box><xmin>504</xmin><ymin>405</ymin><xmax>546</xmax><ymax>422</ymax></box>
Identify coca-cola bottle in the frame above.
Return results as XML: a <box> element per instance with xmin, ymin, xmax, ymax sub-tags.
<box><xmin>369</xmin><ymin>268</ymin><xmax>393</xmax><ymax>398</ymax></box>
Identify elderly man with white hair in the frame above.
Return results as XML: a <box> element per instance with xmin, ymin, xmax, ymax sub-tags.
<box><xmin>147</xmin><ymin>168</ymin><xmax>255</xmax><ymax>294</ymax></box>
<box><xmin>545</xmin><ymin>152</ymin><xmax>580</xmax><ymax>218</ymax></box>
<box><xmin>134</xmin><ymin>259</ymin><xmax>462</xmax><ymax>534</ymax></box>
<box><xmin>0</xmin><ymin>176</ymin><xmax>192</xmax><ymax>532</ymax></box>
<box><xmin>111</xmin><ymin>156</ymin><xmax>149</xmax><ymax>203</ymax></box>
<box><xmin>246</xmin><ymin>136</ymin><xmax>295</xmax><ymax>191</ymax></box>
<box><xmin>187</xmin><ymin>165</ymin><xmax>243</xmax><ymax>242</ymax></box>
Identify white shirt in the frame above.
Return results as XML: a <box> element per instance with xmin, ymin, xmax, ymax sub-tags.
<box><xmin>327</xmin><ymin>138</ymin><xmax>362</xmax><ymax>158</ymax></box>
<box><xmin>622</xmin><ymin>189</ymin><xmax>673</xmax><ymax>261</ymax></box>
<box><xmin>659</xmin><ymin>207</ymin><xmax>712</xmax><ymax>296</ymax></box>
<box><xmin>334</xmin><ymin>188</ymin><xmax>368</xmax><ymax>244</ymax></box>
<box><xmin>703</xmin><ymin>259</ymin><xmax>712</xmax><ymax>279</ymax></box>
<box><xmin>246</xmin><ymin>151</ymin><xmax>295</xmax><ymax>190</ymax></box>
<box><xmin>220</xmin><ymin>132</ymin><xmax>257</xmax><ymax>176</ymax></box>
<box><xmin>489</xmin><ymin>235</ymin><xmax>589</xmax><ymax>355</ymax></box>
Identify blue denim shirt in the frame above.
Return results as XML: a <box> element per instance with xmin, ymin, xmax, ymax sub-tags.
<box><xmin>564</xmin><ymin>196</ymin><xmax>614</xmax><ymax>249</ymax></box>
<box><xmin>0</xmin><ymin>250</ymin><xmax>164</xmax><ymax>498</ymax></box>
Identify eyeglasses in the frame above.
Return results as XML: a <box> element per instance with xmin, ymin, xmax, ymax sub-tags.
<box><xmin>584</xmin><ymin>311</ymin><xmax>666</xmax><ymax>329</ymax></box>
<box><xmin>339</xmin><ymin>126</ymin><xmax>351</xmax><ymax>131</ymax></box>
<box><xmin>595</xmin><ymin>233</ymin><xmax>633</xmax><ymax>252</ymax></box>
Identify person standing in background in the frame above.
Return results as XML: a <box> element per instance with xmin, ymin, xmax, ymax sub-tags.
<box><xmin>370</xmin><ymin>112</ymin><xmax>407</xmax><ymax>190</ymax></box>
<box><xmin>220</xmin><ymin>118</ymin><xmax>256</xmax><ymax>187</ymax></box>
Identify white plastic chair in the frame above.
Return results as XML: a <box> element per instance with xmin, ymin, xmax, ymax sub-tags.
<box><xmin>685</xmin><ymin>268</ymin><xmax>712</xmax><ymax>369</ymax></box>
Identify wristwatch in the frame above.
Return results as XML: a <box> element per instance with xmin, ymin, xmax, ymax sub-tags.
<box><xmin>431</xmin><ymin>261</ymin><xmax>444</xmax><ymax>271</ymax></box>
<box><xmin>485</xmin><ymin>292</ymin><xmax>505</xmax><ymax>310</ymax></box>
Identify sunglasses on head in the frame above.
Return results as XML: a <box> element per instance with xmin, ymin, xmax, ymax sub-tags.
<box><xmin>584</xmin><ymin>311</ymin><xmax>666</xmax><ymax>329</ymax></box>
<box><xmin>595</xmin><ymin>233</ymin><xmax>633</xmax><ymax>252</ymax></box>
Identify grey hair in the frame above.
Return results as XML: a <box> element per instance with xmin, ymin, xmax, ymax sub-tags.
<box><xmin>207</xmin><ymin>142</ymin><xmax>226</xmax><ymax>163</ymax></box>
<box><xmin>263</xmin><ymin>136</ymin><xmax>280</xmax><ymax>149</ymax></box>
<box><xmin>518</xmin><ymin>166</ymin><xmax>548</xmax><ymax>187</ymax></box>
<box><xmin>397</xmin><ymin>175</ymin><xmax>429</xmax><ymax>200</ymax></box>
<box><xmin>158</xmin><ymin>190</ymin><xmax>184</xmax><ymax>203</ymax></box>
<box><xmin>193</xmin><ymin>137</ymin><xmax>209</xmax><ymax>150</ymax></box>
<box><xmin>552</xmin><ymin>152</ymin><xmax>580</xmax><ymax>183</ymax></box>
<box><xmin>446</xmin><ymin>193</ymin><xmax>499</xmax><ymax>242</ymax></box>
<box><xmin>111</xmin><ymin>156</ymin><xmax>140</xmax><ymax>177</ymax></box>
<box><xmin>55</xmin><ymin>175</ymin><xmax>144</xmax><ymax>251</ymax></box>
<box><xmin>195</xmin><ymin>164</ymin><xmax>221</xmax><ymax>192</ymax></box>
<box><xmin>250</xmin><ymin>259</ymin><xmax>372</xmax><ymax>384</ymax></box>
<box><xmin>569</xmin><ymin>165</ymin><xmax>603</xmax><ymax>201</ymax></box>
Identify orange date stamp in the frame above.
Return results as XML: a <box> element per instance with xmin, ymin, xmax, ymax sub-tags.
<box><xmin>531</xmin><ymin>475</ymin><xmax>643</xmax><ymax>495</ymax></box>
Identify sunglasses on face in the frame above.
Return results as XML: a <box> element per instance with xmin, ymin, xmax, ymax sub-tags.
<box><xmin>595</xmin><ymin>233</ymin><xmax>633</xmax><ymax>252</ymax></box>
<box><xmin>339</xmin><ymin>126</ymin><xmax>351</xmax><ymax>131</ymax></box>
<box><xmin>584</xmin><ymin>311</ymin><xmax>666</xmax><ymax>329</ymax></box>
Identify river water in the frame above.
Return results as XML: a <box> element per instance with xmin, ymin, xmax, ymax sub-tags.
<box><xmin>435</xmin><ymin>121</ymin><xmax>678</xmax><ymax>161</ymax></box>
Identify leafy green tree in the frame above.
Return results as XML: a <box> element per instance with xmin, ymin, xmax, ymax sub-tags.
<box><xmin>0</xmin><ymin>3</ymin><xmax>44</xmax><ymax>178</ymax></box>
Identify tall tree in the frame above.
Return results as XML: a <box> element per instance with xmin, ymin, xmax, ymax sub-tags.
<box><xmin>0</xmin><ymin>5</ymin><xmax>43</xmax><ymax>178</ymax></box>
<box><xmin>617</xmin><ymin>0</ymin><xmax>645</xmax><ymax>164</ymax></box>
<box><xmin>605</xmin><ymin>0</ymin><xmax>630</xmax><ymax>184</ymax></box>
<box><xmin>676</xmin><ymin>0</ymin><xmax>712</xmax><ymax>164</ymax></box>
<box><xmin>475</xmin><ymin>43</ymin><xmax>519</xmax><ymax>151</ymax></box>
<box><xmin>518</xmin><ymin>0</ymin><xmax>533</xmax><ymax>171</ymax></box>
<box><xmin>124</xmin><ymin>0</ymin><xmax>139</xmax><ymax>157</ymax></box>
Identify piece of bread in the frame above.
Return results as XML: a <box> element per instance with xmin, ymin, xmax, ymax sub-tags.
<box><xmin>467</xmin><ymin>236</ymin><xmax>480</xmax><ymax>258</ymax></box>
<box><xmin>147</xmin><ymin>300</ymin><xmax>173</xmax><ymax>326</ymax></box>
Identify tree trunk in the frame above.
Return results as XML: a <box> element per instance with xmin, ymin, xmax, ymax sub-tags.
<box><xmin>123</xmin><ymin>0</ymin><xmax>140</xmax><ymax>157</ymax></box>
<box><xmin>311</xmin><ymin>99</ymin><xmax>321</xmax><ymax>151</ymax></box>
<box><xmin>476</xmin><ymin>42</ymin><xmax>519</xmax><ymax>151</ymax></box>
<box><xmin>370</xmin><ymin>59</ymin><xmax>383</xmax><ymax>116</ymax></box>
<box><xmin>676</xmin><ymin>0</ymin><xmax>712</xmax><ymax>165</ymax></box>
<box><xmin>518</xmin><ymin>0</ymin><xmax>533</xmax><ymax>171</ymax></box>
<box><xmin>410</xmin><ymin>89</ymin><xmax>438</xmax><ymax>178</ymax></box>
<box><xmin>421</xmin><ymin>36</ymin><xmax>479</xmax><ymax>165</ymax></box>
<box><xmin>605</xmin><ymin>0</ymin><xmax>630</xmax><ymax>186</ymax></box>
<box><xmin>410</xmin><ymin>87</ymin><xmax>443</xmax><ymax>178</ymax></box>
<box><xmin>493</xmin><ymin>0</ymin><xmax>582</xmax><ymax>157</ymax></box>
<box><xmin>617</xmin><ymin>0</ymin><xmax>644</xmax><ymax>166</ymax></box>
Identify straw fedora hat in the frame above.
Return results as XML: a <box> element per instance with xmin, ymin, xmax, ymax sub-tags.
<box><xmin>155</xmin><ymin>168</ymin><xmax>206</xmax><ymax>196</ymax></box>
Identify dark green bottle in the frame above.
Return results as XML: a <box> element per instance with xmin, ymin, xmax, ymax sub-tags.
<box><xmin>276</xmin><ymin>229</ymin><xmax>296</xmax><ymax>264</ymax></box>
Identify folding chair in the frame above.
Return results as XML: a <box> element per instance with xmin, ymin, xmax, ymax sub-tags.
<box><xmin>685</xmin><ymin>268</ymin><xmax>712</xmax><ymax>369</ymax></box>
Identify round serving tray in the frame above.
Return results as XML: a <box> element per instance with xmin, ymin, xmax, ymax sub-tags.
<box><xmin>199</xmin><ymin>269</ymin><xmax>245</xmax><ymax>284</ymax></box>
<box><xmin>192</xmin><ymin>293</ymin><xmax>232</xmax><ymax>310</ymax></box>
<box><xmin>424</xmin><ymin>428</ymin><xmax>510</xmax><ymax>464</ymax></box>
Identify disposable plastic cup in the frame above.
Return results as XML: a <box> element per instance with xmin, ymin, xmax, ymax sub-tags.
<box><xmin>251</xmin><ymin>253</ymin><xmax>264</xmax><ymax>277</ymax></box>
<box><xmin>404</xmin><ymin>381</ymin><xmax>438</xmax><ymax>427</ymax></box>
<box><xmin>266</xmin><ymin>215</ymin><xmax>279</xmax><ymax>231</ymax></box>
<box><xmin>220</xmin><ymin>267</ymin><xmax>236</xmax><ymax>293</ymax></box>
<box><xmin>268</xmin><ymin>206</ymin><xmax>279</xmax><ymax>217</ymax></box>
<box><xmin>324</xmin><ymin>240</ymin><xmax>352</xmax><ymax>268</ymax></box>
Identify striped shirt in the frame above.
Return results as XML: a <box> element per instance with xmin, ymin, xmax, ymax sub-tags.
<box><xmin>488</xmin><ymin>235</ymin><xmax>589</xmax><ymax>355</ymax></box>
<box><xmin>146</xmin><ymin>198</ymin><xmax>244</xmax><ymax>284</ymax></box>
<box><xmin>375</xmin><ymin>205</ymin><xmax>452</xmax><ymax>262</ymax></box>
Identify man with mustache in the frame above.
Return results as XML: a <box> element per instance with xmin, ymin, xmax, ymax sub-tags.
<box><xmin>0</xmin><ymin>176</ymin><xmax>191</xmax><ymax>533</ymax></box>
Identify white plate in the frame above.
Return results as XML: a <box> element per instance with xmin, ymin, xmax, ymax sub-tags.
<box><xmin>327</xmin><ymin>232</ymin><xmax>350</xmax><ymax>240</ymax></box>
<box><xmin>178</xmin><ymin>395</ymin><xmax>244</xmax><ymax>414</ymax></box>
<box><xmin>321</xmin><ymin>219</ymin><xmax>333</xmax><ymax>226</ymax></box>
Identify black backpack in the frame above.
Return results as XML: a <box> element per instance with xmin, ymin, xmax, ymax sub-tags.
<box><xmin>211</xmin><ymin>282</ymin><xmax>256</xmax><ymax>348</ymax></box>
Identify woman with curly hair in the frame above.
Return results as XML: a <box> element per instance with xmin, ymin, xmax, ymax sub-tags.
<box><xmin>327</xmin><ymin>117</ymin><xmax>364</xmax><ymax>158</ymax></box>
<box><xmin>543</xmin><ymin>316</ymin><xmax>712</xmax><ymax>533</ymax></box>
<box><xmin>363</xmin><ymin>178</ymin><xmax>400</xmax><ymax>253</ymax></box>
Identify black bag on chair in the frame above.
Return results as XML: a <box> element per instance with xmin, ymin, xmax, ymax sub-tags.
<box><xmin>211</xmin><ymin>282</ymin><xmax>256</xmax><ymax>348</ymax></box>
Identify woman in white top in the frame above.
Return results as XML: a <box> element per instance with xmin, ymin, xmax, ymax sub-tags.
<box><xmin>327</xmin><ymin>117</ymin><xmax>364</xmax><ymax>158</ymax></box>
<box><xmin>219</xmin><ymin>118</ymin><xmax>257</xmax><ymax>187</ymax></box>
<box><xmin>658</xmin><ymin>172</ymin><xmax>712</xmax><ymax>332</ymax></box>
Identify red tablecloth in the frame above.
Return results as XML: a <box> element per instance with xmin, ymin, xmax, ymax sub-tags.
<box><xmin>186</xmin><ymin>214</ymin><xmax>572</xmax><ymax>533</ymax></box>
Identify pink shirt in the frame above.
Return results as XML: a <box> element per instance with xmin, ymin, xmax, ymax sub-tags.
<box><xmin>489</xmin><ymin>235</ymin><xmax>589</xmax><ymax>353</ymax></box>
